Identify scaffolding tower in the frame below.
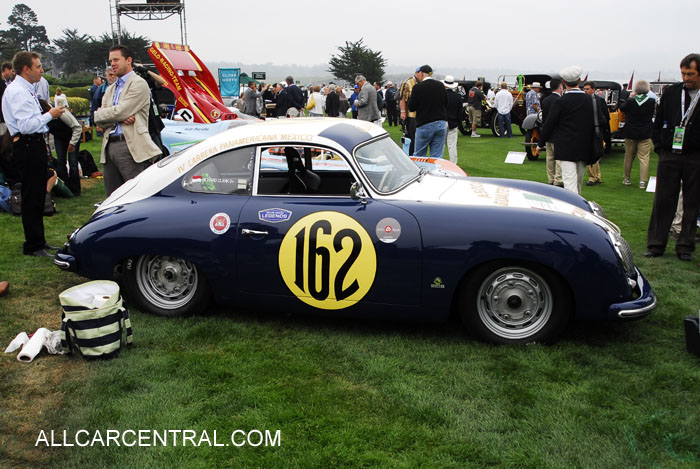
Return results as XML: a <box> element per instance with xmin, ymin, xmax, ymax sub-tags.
<box><xmin>109</xmin><ymin>0</ymin><xmax>187</xmax><ymax>45</ymax></box>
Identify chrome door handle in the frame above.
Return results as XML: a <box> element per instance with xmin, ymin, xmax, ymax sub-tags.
<box><xmin>241</xmin><ymin>228</ymin><xmax>269</xmax><ymax>236</ymax></box>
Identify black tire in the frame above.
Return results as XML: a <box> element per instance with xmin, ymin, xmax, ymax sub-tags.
<box><xmin>122</xmin><ymin>255</ymin><xmax>210</xmax><ymax>317</ymax></box>
<box><xmin>525</xmin><ymin>129</ymin><xmax>540</xmax><ymax>161</ymax></box>
<box><xmin>459</xmin><ymin>261</ymin><xmax>571</xmax><ymax>344</ymax></box>
<box><xmin>458</xmin><ymin>112</ymin><xmax>471</xmax><ymax>136</ymax></box>
<box><xmin>490</xmin><ymin>112</ymin><xmax>500</xmax><ymax>137</ymax></box>
<box><xmin>519</xmin><ymin>125</ymin><xmax>526</xmax><ymax>136</ymax></box>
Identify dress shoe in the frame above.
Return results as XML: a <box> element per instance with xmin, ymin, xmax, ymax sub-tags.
<box><xmin>25</xmin><ymin>249</ymin><xmax>53</xmax><ymax>258</ymax></box>
<box><xmin>644</xmin><ymin>251</ymin><xmax>663</xmax><ymax>258</ymax></box>
<box><xmin>677</xmin><ymin>253</ymin><xmax>692</xmax><ymax>262</ymax></box>
<box><xmin>0</xmin><ymin>281</ymin><xmax>9</xmax><ymax>297</ymax></box>
<box><xmin>43</xmin><ymin>243</ymin><xmax>60</xmax><ymax>251</ymax></box>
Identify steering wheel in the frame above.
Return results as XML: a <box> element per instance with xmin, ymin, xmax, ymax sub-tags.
<box><xmin>378</xmin><ymin>167</ymin><xmax>395</xmax><ymax>192</ymax></box>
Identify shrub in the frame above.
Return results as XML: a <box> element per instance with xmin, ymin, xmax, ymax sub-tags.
<box><xmin>64</xmin><ymin>87</ymin><xmax>91</xmax><ymax>100</ymax></box>
<box><xmin>43</xmin><ymin>73</ymin><xmax>60</xmax><ymax>85</ymax></box>
<box><xmin>66</xmin><ymin>97</ymin><xmax>90</xmax><ymax>116</ymax></box>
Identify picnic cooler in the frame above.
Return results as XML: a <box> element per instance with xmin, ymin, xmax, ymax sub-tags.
<box><xmin>59</xmin><ymin>281</ymin><xmax>132</xmax><ymax>359</ymax></box>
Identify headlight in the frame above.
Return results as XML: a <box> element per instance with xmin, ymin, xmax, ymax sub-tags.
<box><xmin>588</xmin><ymin>200</ymin><xmax>607</xmax><ymax>219</ymax></box>
<box><xmin>607</xmin><ymin>229</ymin><xmax>635</xmax><ymax>278</ymax></box>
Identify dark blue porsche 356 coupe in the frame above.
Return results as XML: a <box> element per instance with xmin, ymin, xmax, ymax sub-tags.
<box><xmin>55</xmin><ymin>119</ymin><xmax>655</xmax><ymax>344</ymax></box>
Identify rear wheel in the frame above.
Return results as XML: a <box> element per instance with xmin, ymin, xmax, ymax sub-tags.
<box><xmin>525</xmin><ymin>129</ymin><xmax>540</xmax><ymax>161</ymax></box>
<box><xmin>490</xmin><ymin>112</ymin><xmax>500</xmax><ymax>137</ymax></box>
<box><xmin>122</xmin><ymin>255</ymin><xmax>210</xmax><ymax>317</ymax></box>
<box><xmin>459</xmin><ymin>262</ymin><xmax>571</xmax><ymax>344</ymax></box>
<box><xmin>458</xmin><ymin>111</ymin><xmax>471</xmax><ymax>135</ymax></box>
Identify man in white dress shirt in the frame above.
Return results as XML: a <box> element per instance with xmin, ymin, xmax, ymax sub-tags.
<box><xmin>1</xmin><ymin>51</ymin><xmax>64</xmax><ymax>256</ymax></box>
<box><xmin>494</xmin><ymin>82</ymin><xmax>514</xmax><ymax>138</ymax></box>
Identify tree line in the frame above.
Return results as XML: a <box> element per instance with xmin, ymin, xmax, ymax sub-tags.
<box><xmin>0</xmin><ymin>3</ymin><xmax>148</xmax><ymax>80</ymax></box>
<box><xmin>1</xmin><ymin>4</ymin><xmax>387</xmax><ymax>84</ymax></box>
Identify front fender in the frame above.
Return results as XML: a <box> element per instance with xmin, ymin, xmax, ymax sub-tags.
<box><xmin>391</xmin><ymin>202</ymin><xmax>633</xmax><ymax>321</ymax></box>
<box><xmin>521</xmin><ymin>113</ymin><xmax>539</xmax><ymax>130</ymax></box>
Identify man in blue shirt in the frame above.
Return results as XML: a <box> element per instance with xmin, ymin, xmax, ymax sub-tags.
<box><xmin>525</xmin><ymin>82</ymin><xmax>541</xmax><ymax>116</ymax></box>
<box><xmin>350</xmin><ymin>85</ymin><xmax>360</xmax><ymax>119</ymax></box>
<box><xmin>94</xmin><ymin>45</ymin><xmax>162</xmax><ymax>196</ymax></box>
<box><xmin>1</xmin><ymin>51</ymin><xmax>64</xmax><ymax>257</ymax></box>
<box><xmin>89</xmin><ymin>75</ymin><xmax>103</xmax><ymax>128</ymax></box>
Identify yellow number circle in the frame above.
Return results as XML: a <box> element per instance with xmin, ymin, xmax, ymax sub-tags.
<box><xmin>279</xmin><ymin>211</ymin><xmax>377</xmax><ymax>310</ymax></box>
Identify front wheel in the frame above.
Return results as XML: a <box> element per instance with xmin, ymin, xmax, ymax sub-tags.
<box><xmin>525</xmin><ymin>129</ymin><xmax>540</xmax><ymax>160</ymax></box>
<box><xmin>459</xmin><ymin>262</ymin><xmax>571</xmax><ymax>344</ymax></box>
<box><xmin>122</xmin><ymin>255</ymin><xmax>210</xmax><ymax>317</ymax></box>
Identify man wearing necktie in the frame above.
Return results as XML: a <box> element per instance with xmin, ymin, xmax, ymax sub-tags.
<box><xmin>1</xmin><ymin>52</ymin><xmax>65</xmax><ymax>257</ymax></box>
<box><xmin>94</xmin><ymin>45</ymin><xmax>162</xmax><ymax>196</ymax></box>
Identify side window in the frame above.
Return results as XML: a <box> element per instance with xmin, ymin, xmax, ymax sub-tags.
<box><xmin>182</xmin><ymin>146</ymin><xmax>255</xmax><ymax>195</ymax></box>
<box><xmin>257</xmin><ymin>146</ymin><xmax>356</xmax><ymax>196</ymax></box>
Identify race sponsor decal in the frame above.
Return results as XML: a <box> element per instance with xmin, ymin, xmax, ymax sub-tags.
<box><xmin>210</xmin><ymin>109</ymin><xmax>221</xmax><ymax>120</ymax></box>
<box><xmin>523</xmin><ymin>192</ymin><xmax>556</xmax><ymax>211</ymax></box>
<box><xmin>279</xmin><ymin>211</ymin><xmax>376</xmax><ymax>310</ymax></box>
<box><xmin>209</xmin><ymin>213</ymin><xmax>231</xmax><ymax>235</ymax></box>
<box><xmin>430</xmin><ymin>277</ymin><xmax>445</xmax><ymax>289</ymax></box>
<box><xmin>375</xmin><ymin>217</ymin><xmax>401</xmax><ymax>244</ymax></box>
<box><xmin>259</xmin><ymin>208</ymin><xmax>292</xmax><ymax>223</ymax></box>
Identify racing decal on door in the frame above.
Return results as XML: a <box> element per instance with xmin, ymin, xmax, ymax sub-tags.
<box><xmin>259</xmin><ymin>208</ymin><xmax>292</xmax><ymax>223</ymax></box>
<box><xmin>279</xmin><ymin>211</ymin><xmax>376</xmax><ymax>310</ymax></box>
<box><xmin>209</xmin><ymin>212</ymin><xmax>231</xmax><ymax>235</ymax></box>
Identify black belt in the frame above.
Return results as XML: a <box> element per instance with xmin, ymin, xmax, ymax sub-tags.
<box><xmin>108</xmin><ymin>134</ymin><xmax>126</xmax><ymax>143</ymax></box>
<box><xmin>12</xmin><ymin>133</ymin><xmax>43</xmax><ymax>142</ymax></box>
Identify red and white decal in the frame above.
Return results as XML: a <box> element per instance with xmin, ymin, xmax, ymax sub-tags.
<box><xmin>209</xmin><ymin>212</ymin><xmax>231</xmax><ymax>235</ymax></box>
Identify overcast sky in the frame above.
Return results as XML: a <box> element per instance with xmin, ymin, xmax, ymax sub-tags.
<box><xmin>3</xmin><ymin>0</ymin><xmax>696</xmax><ymax>82</ymax></box>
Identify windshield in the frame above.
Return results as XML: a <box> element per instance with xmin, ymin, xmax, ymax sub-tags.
<box><xmin>354</xmin><ymin>136</ymin><xmax>421</xmax><ymax>193</ymax></box>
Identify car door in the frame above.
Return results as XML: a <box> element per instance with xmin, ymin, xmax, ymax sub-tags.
<box><xmin>236</xmin><ymin>144</ymin><xmax>422</xmax><ymax>313</ymax></box>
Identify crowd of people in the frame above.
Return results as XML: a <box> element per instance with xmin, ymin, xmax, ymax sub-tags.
<box><xmin>0</xmin><ymin>46</ymin><xmax>699</xmax><ymax>276</ymax></box>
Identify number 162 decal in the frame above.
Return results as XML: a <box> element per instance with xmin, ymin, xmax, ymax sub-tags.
<box><xmin>279</xmin><ymin>211</ymin><xmax>376</xmax><ymax>310</ymax></box>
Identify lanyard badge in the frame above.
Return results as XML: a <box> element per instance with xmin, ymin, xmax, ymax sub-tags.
<box><xmin>672</xmin><ymin>127</ymin><xmax>685</xmax><ymax>151</ymax></box>
<box><xmin>674</xmin><ymin>89</ymin><xmax>700</xmax><ymax>153</ymax></box>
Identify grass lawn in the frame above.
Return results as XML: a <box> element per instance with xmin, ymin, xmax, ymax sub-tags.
<box><xmin>1</xmin><ymin>123</ymin><xmax>699</xmax><ymax>468</ymax></box>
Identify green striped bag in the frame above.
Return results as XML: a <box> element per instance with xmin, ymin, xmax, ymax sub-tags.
<box><xmin>60</xmin><ymin>281</ymin><xmax>132</xmax><ymax>359</ymax></box>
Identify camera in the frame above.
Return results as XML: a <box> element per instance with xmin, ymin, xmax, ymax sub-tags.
<box><xmin>132</xmin><ymin>65</ymin><xmax>149</xmax><ymax>79</ymax></box>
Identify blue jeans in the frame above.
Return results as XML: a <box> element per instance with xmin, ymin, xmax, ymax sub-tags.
<box><xmin>414</xmin><ymin>120</ymin><xmax>447</xmax><ymax>157</ymax></box>
<box><xmin>497</xmin><ymin>112</ymin><xmax>512</xmax><ymax>138</ymax></box>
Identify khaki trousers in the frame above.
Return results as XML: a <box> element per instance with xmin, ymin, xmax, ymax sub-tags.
<box><xmin>623</xmin><ymin>138</ymin><xmax>651</xmax><ymax>183</ymax></box>
<box><xmin>546</xmin><ymin>142</ymin><xmax>561</xmax><ymax>184</ymax></box>
<box><xmin>587</xmin><ymin>161</ymin><xmax>601</xmax><ymax>182</ymax></box>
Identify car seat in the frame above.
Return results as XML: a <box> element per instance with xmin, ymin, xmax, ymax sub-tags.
<box><xmin>284</xmin><ymin>147</ymin><xmax>320</xmax><ymax>194</ymax></box>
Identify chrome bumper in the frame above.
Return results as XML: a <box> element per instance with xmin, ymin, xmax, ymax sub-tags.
<box><xmin>608</xmin><ymin>267</ymin><xmax>657</xmax><ymax>319</ymax></box>
<box><xmin>53</xmin><ymin>250</ymin><xmax>76</xmax><ymax>272</ymax></box>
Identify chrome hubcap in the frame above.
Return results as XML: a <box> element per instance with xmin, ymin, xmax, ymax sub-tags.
<box><xmin>135</xmin><ymin>255</ymin><xmax>198</xmax><ymax>310</ymax></box>
<box><xmin>477</xmin><ymin>267</ymin><xmax>552</xmax><ymax>340</ymax></box>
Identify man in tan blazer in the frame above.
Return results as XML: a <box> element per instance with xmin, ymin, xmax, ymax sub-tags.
<box><xmin>95</xmin><ymin>45</ymin><xmax>161</xmax><ymax>196</ymax></box>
